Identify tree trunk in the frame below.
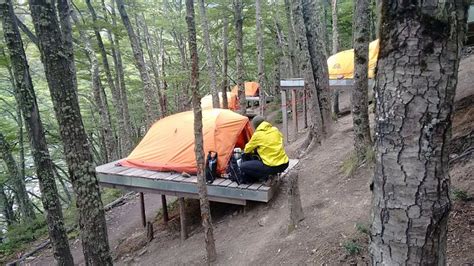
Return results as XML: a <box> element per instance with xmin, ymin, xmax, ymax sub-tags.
<box><xmin>284</xmin><ymin>0</ymin><xmax>298</xmax><ymax>77</ymax></box>
<box><xmin>198</xmin><ymin>0</ymin><xmax>219</xmax><ymax>108</ymax></box>
<box><xmin>0</xmin><ymin>186</ymin><xmax>15</xmax><ymax>226</ymax></box>
<box><xmin>1</xmin><ymin>2</ymin><xmax>74</xmax><ymax>263</ymax></box>
<box><xmin>29</xmin><ymin>1</ymin><xmax>113</xmax><ymax>264</ymax></box>
<box><xmin>116</xmin><ymin>0</ymin><xmax>158</xmax><ymax>128</ymax></box>
<box><xmin>104</xmin><ymin>0</ymin><xmax>134</xmax><ymax>155</ymax></box>
<box><xmin>71</xmin><ymin>7</ymin><xmax>115</xmax><ymax>164</ymax></box>
<box><xmin>233</xmin><ymin>0</ymin><xmax>246</xmax><ymax>116</ymax></box>
<box><xmin>352</xmin><ymin>0</ymin><xmax>372</xmax><ymax>162</ymax></box>
<box><xmin>302</xmin><ymin>0</ymin><xmax>333</xmax><ymax>137</ymax></box>
<box><xmin>221</xmin><ymin>16</ymin><xmax>229</xmax><ymax>109</ymax></box>
<box><xmin>331</xmin><ymin>0</ymin><xmax>339</xmax><ymax>55</ymax></box>
<box><xmin>370</xmin><ymin>1</ymin><xmax>468</xmax><ymax>264</ymax></box>
<box><xmin>331</xmin><ymin>0</ymin><xmax>340</xmax><ymax>115</ymax></box>
<box><xmin>288</xmin><ymin>171</ymin><xmax>304</xmax><ymax>228</ymax></box>
<box><xmin>140</xmin><ymin>14</ymin><xmax>167</xmax><ymax>118</ymax></box>
<box><xmin>256</xmin><ymin>0</ymin><xmax>265</xmax><ymax>116</ymax></box>
<box><xmin>185</xmin><ymin>0</ymin><xmax>217</xmax><ymax>262</ymax></box>
<box><xmin>0</xmin><ymin>132</ymin><xmax>36</xmax><ymax>223</ymax></box>
<box><xmin>291</xmin><ymin>0</ymin><xmax>323</xmax><ymax>152</ymax></box>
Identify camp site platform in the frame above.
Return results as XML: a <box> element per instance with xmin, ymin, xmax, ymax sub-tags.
<box><xmin>96</xmin><ymin>159</ymin><xmax>299</xmax><ymax>205</ymax></box>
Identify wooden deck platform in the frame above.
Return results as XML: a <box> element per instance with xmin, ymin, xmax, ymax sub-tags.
<box><xmin>96</xmin><ymin>159</ymin><xmax>299</xmax><ymax>205</ymax></box>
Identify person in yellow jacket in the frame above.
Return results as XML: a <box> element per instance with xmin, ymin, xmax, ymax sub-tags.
<box><xmin>240</xmin><ymin>116</ymin><xmax>289</xmax><ymax>184</ymax></box>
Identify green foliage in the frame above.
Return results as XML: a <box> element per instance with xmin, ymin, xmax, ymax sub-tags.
<box><xmin>101</xmin><ymin>188</ymin><xmax>124</xmax><ymax>206</ymax></box>
<box><xmin>342</xmin><ymin>153</ymin><xmax>358</xmax><ymax>177</ymax></box>
<box><xmin>343</xmin><ymin>239</ymin><xmax>362</xmax><ymax>256</ymax></box>
<box><xmin>452</xmin><ymin>188</ymin><xmax>471</xmax><ymax>201</ymax></box>
<box><xmin>0</xmin><ymin>218</ymin><xmax>48</xmax><ymax>256</ymax></box>
<box><xmin>355</xmin><ymin>222</ymin><xmax>369</xmax><ymax>235</ymax></box>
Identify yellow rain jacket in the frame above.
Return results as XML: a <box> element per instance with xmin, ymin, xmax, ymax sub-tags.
<box><xmin>244</xmin><ymin>121</ymin><xmax>289</xmax><ymax>167</ymax></box>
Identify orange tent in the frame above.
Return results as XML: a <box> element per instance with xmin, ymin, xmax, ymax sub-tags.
<box><xmin>231</xmin><ymin>81</ymin><xmax>260</xmax><ymax>96</ymax></box>
<box><xmin>120</xmin><ymin>109</ymin><xmax>253</xmax><ymax>174</ymax></box>
<box><xmin>201</xmin><ymin>92</ymin><xmax>239</xmax><ymax>111</ymax></box>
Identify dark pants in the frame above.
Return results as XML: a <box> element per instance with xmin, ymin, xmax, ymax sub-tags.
<box><xmin>240</xmin><ymin>160</ymin><xmax>289</xmax><ymax>184</ymax></box>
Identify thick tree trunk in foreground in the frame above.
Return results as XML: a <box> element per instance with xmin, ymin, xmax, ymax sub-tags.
<box><xmin>291</xmin><ymin>0</ymin><xmax>323</xmax><ymax>151</ymax></box>
<box><xmin>116</xmin><ymin>0</ymin><xmax>158</xmax><ymax>128</ymax></box>
<box><xmin>352</xmin><ymin>0</ymin><xmax>372</xmax><ymax>162</ymax></box>
<box><xmin>234</xmin><ymin>0</ymin><xmax>246</xmax><ymax>115</ymax></box>
<box><xmin>256</xmin><ymin>0</ymin><xmax>265</xmax><ymax>116</ymax></box>
<box><xmin>198</xmin><ymin>0</ymin><xmax>219</xmax><ymax>108</ymax></box>
<box><xmin>302</xmin><ymin>0</ymin><xmax>333</xmax><ymax>137</ymax></box>
<box><xmin>0</xmin><ymin>133</ymin><xmax>36</xmax><ymax>222</ymax></box>
<box><xmin>29</xmin><ymin>1</ymin><xmax>112</xmax><ymax>264</ymax></box>
<box><xmin>1</xmin><ymin>1</ymin><xmax>73</xmax><ymax>263</ymax></box>
<box><xmin>221</xmin><ymin>16</ymin><xmax>229</xmax><ymax>109</ymax></box>
<box><xmin>185</xmin><ymin>0</ymin><xmax>217</xmax><ymax>262</ymax></box>
<box><xmin>370</xmin><ymin>1</ymin><xmax>468</xmax><ymax>264</ymax></box>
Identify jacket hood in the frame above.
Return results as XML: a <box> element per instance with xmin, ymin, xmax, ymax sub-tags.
<box><xmin>255</xmin><ymin>121</ymin><xmax>272</xmax><ymax>132</ymax></box>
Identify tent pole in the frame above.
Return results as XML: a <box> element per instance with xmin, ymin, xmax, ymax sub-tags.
<box><xmin>140</xmin><ymin>192</ymin><xmax>146</xmax><ymax>227</ymax></box>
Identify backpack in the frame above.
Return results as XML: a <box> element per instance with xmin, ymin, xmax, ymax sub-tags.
<box><xmin>226</xmin><ymin>155</ymin><xmax>243</xmax><ymax>185</ymax></box>
<box><xmin>205</xmin><ymin>151</ymin><xmax>218</xmax><ymax>184</ymax></box>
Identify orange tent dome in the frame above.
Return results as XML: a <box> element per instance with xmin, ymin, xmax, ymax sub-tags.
<box><xmin>120</xmin><ymin>109</ymin><xmax>253</xmax><ymax>174</ymax></box>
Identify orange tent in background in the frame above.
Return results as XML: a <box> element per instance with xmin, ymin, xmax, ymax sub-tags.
<box><xmin>231</xmin><ymin>81</ymin><xmax>260</xmax><ymax>96</ymax></box>
<box><xmin>327</xmin><ymin>39</ymin><xmax>380</xmax><ymax>79</ymax></box>
<box><xmin>201</xmin><ymin>92</ymin><xmax>239</xmax><ymax>111</ymax></box>
<box><xmin>120</xmin><ymin>109</ymin><xmax>252</xmax><ymax>174</ymax></box>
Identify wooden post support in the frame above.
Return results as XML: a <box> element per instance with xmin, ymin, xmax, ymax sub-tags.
<box><xmin>161</xmin><ymin>195</ymin><xmax>169</xmax><ymax>223</ymax></box>
<box><xmin>146</xmin><ymin>221</ymin><xmax>154</xmax><ymax>242</ymax></box>
<box><xmin>178</xmin><ymin>197</ymin><xmax>188</xmax><ymax>241</ymax></box>
<box><xmin>288</xmin><ymin>171</ymin><xmax>304</xmax><ymax>230</ymax></box>
<box><xmin>291</xmin><ymin>89</ymin><xmax>298</xmax><ymax>140</ymax></box>
<box><xmin>303</xmin><ymin>87</ymin><xmax>308</xmax><ymax>128</ymax></box>
<box><xmin>139</xmin><ymin>192</ymin><xmax>146</xmax><ymax>227</ymax></box>
<box><xmin>281</xmin><ymin>89</ymin><xmax>288</xmax><ymax>144</ymax></box>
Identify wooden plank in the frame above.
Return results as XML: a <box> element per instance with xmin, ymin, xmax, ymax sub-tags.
<box><xmin>98</xmin><ymin>173</ymin><xmax>268</xmax><ymax>202</ymax></box>
<box><xmin>163</xmin><ymin>173</ymin><xmax>181</xmax><ymax>180</ymax></box>
<box><xmin>95</xmin><ymin>160</ymin><xmax>122</xmax><ymax>173</ymax></box>
<box><xmin>237</xmin><ymin>183</ymin><xmax>252</xmax><ymax>189</ymax></box>
<box><xmin>105</xmin><ymin>165</ymin><xmax>130</xmax><ymax>175</ymax></box>
<box><xmin>228</xmin><ymin>182</ymin><xmax>239</xmax><ymax>188</ymax></box>
<box><xmin>211</xmin><ymin>178</ymin><xmax>226</xmax><ymax>185</ymax></box>
<box><xmin>248</xmin><ymin>183</ymin><xmax>263</xmax><ymax>190</ymax></box>
<box><xmin>182</xmin><ymin>176</ymin><xmax>197</xmax><ymax>183</ymax></box>
<box><xmin>218</xmin><ymin>179</ymin><xmax>233</xmax><ymax>187</ymax></box>
<box><xmin>120</xmin><ymin>168</ymin><xmax>148</xmax><ymax>177</ymax></box>
<box><xmin>259</xmin><ymin>185</ymin><xmax>271</xmax><ymax>191</ymax></box>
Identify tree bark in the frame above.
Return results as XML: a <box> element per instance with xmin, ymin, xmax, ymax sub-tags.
<box><xmin>331</xmin><ymin>0</ymin><xmax>339</xmax><ymax>55</ymax></box>
<box><xmin>233</xmin><ymin>0</ymin><xmax>246</xmax><ymax>115</ymax></box>
<box><xmin>291</xmin><ymin>0</ymin><xmax>323</xmax><ymax>151</ymax></box>
<box><xmin>116</xmin><ymin>0</ymin><xmax>158</xmax><ymax>128</ymax></box>
<box><xmin>0</xmin><ymin>132</ymin><xmax>36</xmax><ymax>223</ymax></box>
<box><xmin>352</xmin><ymin>0</ymin><xmax>372</xmax><ymax>162</ymax></box>
<box><xmin>185</xmin><ymin>0</ymin><xmax>217</xmax><ymax>262</ymax></box>
<box><xmin>256</xmin><ymin>0</ymin><xmax>265</xmax><ymax>116</ymax></box>
<box><xmin>71</xmin><ymin>6</ymin><xmax>115</xmax><ymax>164</ymax></box>
<box><xmin>221</xmin><ymin>16</ymin><xmax>229</xmax><ymax>109</ymax></box>
<box><xmin>288</xmin><ymin>171</ymin><xmax>304</xmax><ymax>228</ymax></box>
<box><xmin>29</xmin><ymin>1</ymin><xmax>113</xmax><ymax>264</ymax></box>
<box><xmin>0</xmin><ymin>185</ymin><xmax>15</xmax><ymax>226</ymax></box>
<box><xmin>198</xmin><ymin>0</ymin><xmax>219</xmax><ymax>108</ymax></box>
<box><xmin>284</xmin><ymin>0</ymin><xmax>298</xmax><ymax>77</ymax></box>
<box><xmin>1</xmin><ymin>2</ymin><xmax>74</xmax><ymax>263</ymax></box>
<box><xmin>108</xmin><ymin>0</ymin><xmax>134</xmax><ymax>155</ymax></box>
<box><xmin>302</xmin><ymin>0</ymin><xmax>333</xmax><ymax>137</ymax></box>
<box><xmin>370</xmin><ymin>1</ymin><xmax>468</xmax><ymax>264</ymax></box>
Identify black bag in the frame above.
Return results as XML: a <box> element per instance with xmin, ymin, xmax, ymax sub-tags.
<box><xmin>226</xmin><ymin>155</ymin><xmax>243</xmax><ymax>185</ymax></box>
<box><xmin>205</xmin><ymin>151</ymin><xmax>218</xmax><ymax>184</ymax></box>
